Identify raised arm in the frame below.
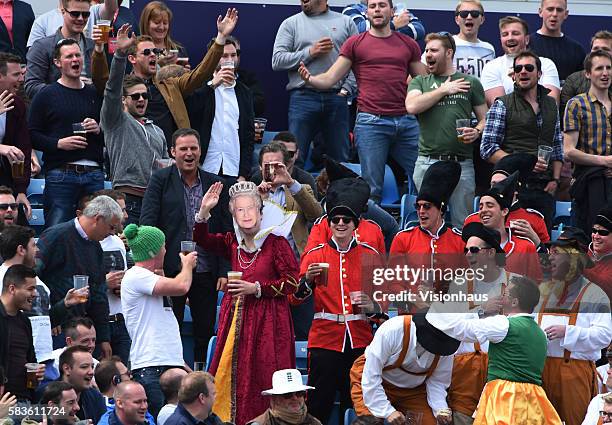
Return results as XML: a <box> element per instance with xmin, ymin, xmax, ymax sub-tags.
<box><xmin>298</xmin><ymin>56</ymin><xmax>353</xmax><ymax>90</ymax></box>
<box><xmin>193</xmin><ymin>182</ymin><xmax>233</xmax><ymax>259</ymax></box>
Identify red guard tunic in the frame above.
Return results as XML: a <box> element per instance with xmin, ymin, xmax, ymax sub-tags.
<box><xmin>294</xmin><ymin>239</ymin><xmax>381</xmax><ymax>351</ymax></box>
<box><xmin>302</xmin><ymin>214</ymin><xmax>386</xmax><ymax>257</ymax></box>
<box><xmin>504</xmin><ymin>228</ymin><xmax>543</xmax><ymax>282</ymax></box>
<box><xmin>464</xmin><ymin>203</ymin><xmax>550</xmax><ymax>244</ymax></box>
<box><xmin>585</xmin><ymin>250</ymin><xmax>612</xmax><ymax>300</ymax></box>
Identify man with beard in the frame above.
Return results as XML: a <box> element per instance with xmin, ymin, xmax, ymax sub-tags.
<box><xmin>272</xmin><ymin>0</ymin><xmax>357</xmax><ymax>167</ymax></box>
<box><xmin>0</xmin><ymin>186</ymin><xmax>19</xmax><ymax>230</ymax></box>
<box><xmin>406</xmin><ymin>33</ymin><xmax>487</xmax><ymax>226</ymax></box>
<box><xmin>536</xmin><ymin>227</ymin><xmax>612</xmax><ymax>425</ymax></box>
<box><xmin>481</xmin><ymin>51</ymin><xmax>563</xmax><ymax>232</ymax></box>
<box><xmin>99</xmin><ymin>24</ymin><xmax>167</xmax><ymax>226</ymax></box>
<box><xmin>40</xmin><ymin>381</ymin><xmax>81</xmax><ymax>425</ymax></box>
<box><xmin>481</xmin><ymin>16</ymin><xmax>559</xmax><ymax>106</ymax></box>
<box><xmin>298</xmin><ymin>0</ymin><xmax>425</xmax><ymax>205</ymax></box>
<box><xmin>0</xmin><ymin>265</ymin><xmax>45</xmax><ymax>402</ymax></box>
<box><xmin>59</xmin><ymin>346</ymin><xmax>106</xmax><ymax>423</ymax></box>
<box><xmin>563</xmin><ymin>50</ymin><xmax>612</xmax><ymax>235</ymax></box>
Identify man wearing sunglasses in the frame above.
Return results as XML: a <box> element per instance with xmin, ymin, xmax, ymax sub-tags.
<box><xmin>25</xmin><ymin>0</ymin><xmax>101</xmax><ymax>99</ymax></box>
<box><xmin>294</xmin><ymin>177</ymin><xmax>380</xmax><ymax>425</ymax></box>
<box><xmin>0</xmin><ymin>186</ymin><xmax>19</xmax><ymax>229</ymax></box>
<box><xmin>537</xmin><ymin>226</ymin><xmax>611</xmax><ymax>425</ymax></box>
<box><xmin>390</xmin><ymin>161</ymin><xmax>465</xmax><ymax>286</ymax></box>
<box><xmin>585</xmin><ymin>206</ymin><xmax>612</xmax><ymax>307</ymax></box>
<box><xmin>99</xmin><ymin>24</ymin><xmax>168</xmax><ymax>226</ymax></box>
<box><xmin>249</xmin><ymin>369</ymin><xmax>319</xmax><ymax>425</ymax></box>
<box><xmin>481</xmin><ymin>50</ymin><xmax>563</xmax><ymax>233</ymax></box>
<box><xmin>481</xmin><ymin>16</ymin><xmax>560</xmax><ymax>107</ymax></box>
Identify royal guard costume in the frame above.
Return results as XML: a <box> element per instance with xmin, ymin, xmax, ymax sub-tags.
<box><xmin>292</xmin><ymin>177</ymin><xmax>383</xmax><ymax>425</ymax></box>
<box><xmin>349</xmin><ymin>314</ymin><xmax>460</xmax><ymax>425</ymax></box>
<box><xmin>303</xmin><ymin>159</ymin><xmax>385</xmax><ymax>256</ymax></box>
<box><xmin>446</xmin><ymin>222</ymin><xmax>511</xmax><ymax>425</ymax></box>
<box><xmin>585</xmin><ymin>206</ymin><xmax>612</xmax><ymax>301</ymax></box>
<box><xmin>464</xmin><ymin>153</ymin><xmax>550</xmax><ymax>247</ymax></box>
<box><xmin>389</xmin><ymin>161</ymin><xmax>466</xmax><ymax>299</ymax></box>
<box><xmin>480</xmin><ymin>172</ymin><xmax>543</xmax><ymax>282</ymax></box>
<box><xmin>536</xmin><ymin>228</ymin><xmax>612</xmax><ymax>425</ymax></box>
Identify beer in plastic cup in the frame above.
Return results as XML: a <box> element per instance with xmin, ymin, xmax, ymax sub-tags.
<box><xmin>180</xmin><ymin>241</ymin><xmax>196</xmax><ymax>255</ymax></box>
<box><xmin>72</xmin><ymin>122</ymin><xmax>87</xmax><ymax>136</ymax></box>
<box><xmin>73</xmin><ymin>275</ymin><xmax>89</xmax><ymax>303</ymax></box>
<box><xmin>98</xmin><ymin>20</ymin><xmax>111</xmax><ymax>43</ymax></box>
<box><xmin>349</xmin><ymin>291</ymin><xmax>363</xmax><ymax>314</ymax></box>
<box><xmin>25</xmin><ymin>363</ymin><xmax>40</xmax><ymax>389</ymax></box>
<box><xmin>227</xmin><ymin>271</ymin><xmax>243</xmax><ymax>282</ymax></box>
<box><xmin>537</xmin><ymin>145</ymin><xmax>553</xmax><ymax>166</ymax></box>
<box><xmin>317</xmin><ymin>263</ymin><xmax>329</xmax><ymax>287</ymax></box>
<box><xmin>10</xmin><ymin>160</ymin><xmax>24</xmax><ymax>178</ymax></box>
<box><xmin>456</xmin><ymin>119</ymin><xmax>471</xmax><ymax>143</ymax></box>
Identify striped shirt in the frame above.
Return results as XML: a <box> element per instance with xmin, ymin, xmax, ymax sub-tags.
<box><xmin>564</xmin><ymin>92</ymin><xmax>612</xmax><ymax>156</ymax></box>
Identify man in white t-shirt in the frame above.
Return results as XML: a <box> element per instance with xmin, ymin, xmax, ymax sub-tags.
<box><xmin>481</xmin><ymin>15</ymin><xmax>560</xmax><ymax>106</ymax></box>
<box><xmin>122</xmin><ymin>223</ymin><xmax>196</xmax><ymax>419</ymax></box>
<box><xmin>0</xmin><ymin>224</ymin><xmax>87</xmax><ymax>380</ymax></box>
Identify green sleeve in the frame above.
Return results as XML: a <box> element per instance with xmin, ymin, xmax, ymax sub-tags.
<box><xmin>408</xmin><ymin>75</ymin><xmax>424</xmax><ymax>92</ymax></box>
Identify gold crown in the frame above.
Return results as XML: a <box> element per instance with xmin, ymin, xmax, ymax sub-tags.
<box><xmin>229</xmin><ymin>181</ymin><xmax>259</xmax><ymax>199</ymax></box>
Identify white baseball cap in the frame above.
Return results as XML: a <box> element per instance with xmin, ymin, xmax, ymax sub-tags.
<box><xmin>261</xmin><ymin>369</ymin><xmax>314</xmax><ymax>396</ymax></box>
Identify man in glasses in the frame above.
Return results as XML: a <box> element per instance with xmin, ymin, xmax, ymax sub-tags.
<box><xmin>445</xmin><ymin>222</ymin><xmax>507</xmax><ymax>425</ymax></box>
<box><xmin>99</xmin><ymin>24</ymin><xmax>168</xmax><ymax>226</ymax></box>
<box><xmin>537</xmin><ymin>226</ymin><xmax>611</xmax><ymax>425</ymax></box>
<box><xmin>563</xmin><ymin>50</ymin><xmax>612</xmax><ymax>235</ymax></box>
<box><xmin>407</xmin><ymin>32</ymin><xmax>487</xmax><ymax>227</ymax></box>
<box><xmin>585</xmin><ymin>205</ymin><xmax>612</xmax><ymax>300</ymax></box>
<box><xmin>165</xmin><ymin>372</ymin><xmax>220</xmax><ymax>425</ymax></box>
<box><xmin>389</xmin><ymin>161</ymin><xmax>465</xmax><ymax>287</ymax></box>
<box><xmin>478</xmin><ymin>172</ymin><xmax>542</xmax><ymax>281</ymax></box>
<box><xmin>529</xmin><ymin>0</ymin><xmax>586</xmax><ymax>82</ymax></box>
<box><xmin>248</xmin><ymin>369</ymin><xmax>319</xmax><ymax>425</ymax></box>
<box><xmin>95</xmin><ymin>358</ymin><xmax>156</xmax><ymax>425</ymax></box>
<box><xmin>294</xmin><ymin>177</ymin><xmax>380</xmax><ymax>425</ymax></box>
<box><xmin>583</xmin><ymin>393</ymin><xmax>612</xmax><ymax>425</ymax></box>
<box><xmin>25</xmin><ymin>0</ymin><xmax>101</xmax><ymax>99</ymax></box>
<box><xmin>481</xmin><ymin>16</ymin><xmax>560</xmax><ymax>107</ymax></box>
<box><xmin>481</xmin><ymin>50</ymin><xmax>563</xmax><ymax>233</ymax></box>
<box><xmin>464</xmin><ymin>153</ymin><xmax>550</xmax><ymax>250</ymax></box>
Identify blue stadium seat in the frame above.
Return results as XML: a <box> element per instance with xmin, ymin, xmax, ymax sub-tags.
<box><xmin>206</xmin><ymin>336</ymin><xmax>217</xmax><ymax>372</ymax></box>
<box><xmin>262</xmin><ymin>131</ymin><xmax>279</xmax><ymax>145</ymax></box>
<box><xmin>182</xmin><ymin>305</ymin><xmax>194</xmax><ymax>367</ymax></box>
<box><xmin>341</xmin><ymin>163</ymin><xmax>402</xmax><ymax>210</ymax></box>
<box><xmin>26</xmin><ymin>179</ymin><xmax>45</xmax><ymax>208</ymax></box>
<box><xmin>29</xmin><ymin>209</ymin><xmax>45</xmax><ymax>235</ymax></box>
<box><xmin>473</xmin><ymin>196</ymin><xmax>481</xmax><ymax>213</ymax></box>
<box><xmin>554</xmin><ymin>201</ymin><xmax>572</xmax><ymax>227</ymax></box>
<box><xmin>301</xmin><ymin>374</ymin><xmax>308</xmax><ymax>385</ymax></box>
<box><xmin>344</xmin><ymin>409</ymin><xmax>356</xmax><ymax>425</ymax></box>
<box><xmin>104</xmin><ymin>181</ymin><xmax>112</xmax><ymax>190</ymax></box>
<box><xmin>295</xmin><ymin>341</ymin><xmax>308</xmax><ymax>373</ymax></box>
<box><xmin>214</xmin><ymin>306</ymin><xmax>221</xmax><ymax>333</ymax></box>
<box><xmin>551</xmin><ymin>229</ymin><xmax>561</xmax><ymax>242</ymax></box>
<box><xmin>217</xmin><ymin>291</ymin><xmax>224</xmax><ymax>306</ymax></box>
<box><xmin>400</xmin><ymin>194</ymin><xmax>418</xmax><ymax>229</ymax></box>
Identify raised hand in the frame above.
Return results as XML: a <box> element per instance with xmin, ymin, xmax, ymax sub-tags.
<box><xmin>217</xmin><ymin>8</ymin><xmax>238</xmax><ymax>38</ymax></box>
<box><xmin>0</xmin><ymin>90</ymin><xmax>14</xmax><ymax>114</ymax></box>
<box><xmin>115</xmin><ymin>24</ymin><xmax>136</xmax><ymax>54</ymax></box>
<box><xmin>199</xmin><ymin>181</ymin><xmax>223</xmax><ymax>217</ymax></box>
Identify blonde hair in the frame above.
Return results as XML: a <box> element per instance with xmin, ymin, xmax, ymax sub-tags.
<box><xmin>455</xmin><ymin>0</ymin><xmax>484</xmax><ymax>13</ymax></box>
<box><xmin>499</xmin><ymin>16</ymin><xmax>529</xmax><ymax>35</ymax></box>
<box><xmin>139</xmin><ymin>1</ymin><xmax>183</xmax><ymax>51</ymax></box>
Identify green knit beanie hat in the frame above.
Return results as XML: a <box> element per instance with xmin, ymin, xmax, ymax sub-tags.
<box><xmin>124</xmin><ymin>223</ymin><xmax>166</xmax><ymax>262</ymax></box>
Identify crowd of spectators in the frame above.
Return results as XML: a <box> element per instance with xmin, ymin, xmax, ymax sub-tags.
<box><xmin>0</xmin><ymin>0</ymin><xmax>610</xmax><ymax>425</ymax></box>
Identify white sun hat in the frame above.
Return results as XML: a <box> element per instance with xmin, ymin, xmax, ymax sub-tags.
<box><xmin>261</xmin><ymin>369</ymin><xmax>315</xmax><ymax>395</ymax></box>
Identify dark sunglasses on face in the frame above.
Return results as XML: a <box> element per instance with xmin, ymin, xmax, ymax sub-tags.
<box><xmin>592</xmin><ymin>227</ymin><xmax>611</xmax><ymax>236</ymax></box>
<box><xmin>286</xmin><ymin>150</ymin><xmax>297</xmax><ymax>156</ymax></box>
<box><xmin>600</xmin><ymin>411</ymin><xmax>612</xmax><ymax>420</ymax></box>
<box><xmin>126</xmin><ymin>92</ymin><xmax>150</xmax><ymax>101</ymax></box>
<box><xmin>140</xmin><ymin>48</ymin><xmax>164</xmax><ymax>56</ymax></box>
<box><xmin>330</xmin><ymin>216</ymin><xmax>353</xmax><ymax>225</ymax></box>
<box><xmin>414</xmin><ymin>202</ymin><xmax>432</xmax><ymax>211</ymax></box>
<box><xmin>514</xmin><ymin>64</ymin><xmax>536</xmax><ymax>73</ymax></box>
<box><xmin>65</xmin><ymin>10</ymin><xmax>91</xmax><ymax>19</ymax></box>
<box><xmin>0</xmin><ymin>203</ymin><xmax>19</xmax><ymax>210</ymax></box>
<box><xmin>455</xmin><ymin>10</ymin><xmax>482</xmax><ymax>18</ymax></box>
<box><xmin>464</xmin><ymin>246</ymin><xmax>490</xmax><ymax>254</ymax></box>
<box><xmin>281</xmin><ymin>391</ymin><xmax>306</xmax><ymax>399</ymax></box>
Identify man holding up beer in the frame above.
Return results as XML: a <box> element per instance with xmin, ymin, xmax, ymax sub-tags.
<box><xmin>406</xmin><ymin>32</ymin><xmax>487</xmax><ymax>227</ymax></box>
<box><xmin>292</xmin><ymin>176</ymin><xmax>380</xmax><ymax>425</ymax></box>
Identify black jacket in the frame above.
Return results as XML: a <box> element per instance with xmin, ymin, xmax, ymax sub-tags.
<box><xmin>0</xmin><ymin>300</ymin><xmax>37</xmax><ymax>385</ymax></box>
<box><xmin>140</xmin><ymin>165</ymin><xmax>233</xmax><ymax>276</ymax></box>
<box><xmin>237</xmin><ymin>68</ymin><xmax>265</xmax><ymax>116</ymax></box>
<box><xmin>0</xmin><ymin>0</ymin><xmax>34</xmax><ymax>62</ymax></box>
<box><xmin>188</xmin><ymin>80</ymin><xmax>255</xmax><ymax>179</ymax></box>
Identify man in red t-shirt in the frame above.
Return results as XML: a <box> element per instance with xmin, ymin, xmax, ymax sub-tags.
<box><xmin>298</xmin><ymin>0</ymin><xmax>425</xmax><ymax>205</ymax></box>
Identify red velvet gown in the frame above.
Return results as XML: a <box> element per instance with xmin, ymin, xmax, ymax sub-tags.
<box><xmin>193</xmin><ymin>222</ymin><xmax>299</xmax><ymax>425</ymax></box>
